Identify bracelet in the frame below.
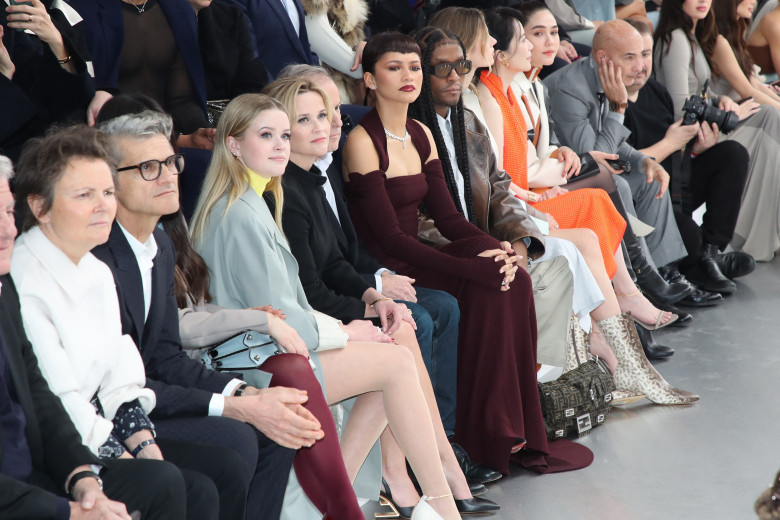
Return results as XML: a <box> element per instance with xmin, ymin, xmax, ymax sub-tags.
<box><xmin>57</xmin><ymin>55</ymin><xmax>72</xmax><ymax>64</ymax></box>
<box><xmin>130</xmin><ymin>438</ymin><xmax>156</xmax><ymax>457</ymax></box>
<box><xmin>369</xmin><ymin>297</ymin><xmax>393</xmax><ymax>309</ymax></box>
<box><xmin>234</xmin><ymin>383</ymin><xmax>248</xmax><ymax>397</ymax></box>
<box><xmin>67</xmin><ymin>471</ymin><xmax>103</xmax><ymax>499</ymax></box>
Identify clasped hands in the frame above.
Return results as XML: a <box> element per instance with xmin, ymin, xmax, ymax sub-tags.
<box><xmin>478</xmin><ymin>241</ymin><xmax>521</xmax><ymax>291</ymax></box>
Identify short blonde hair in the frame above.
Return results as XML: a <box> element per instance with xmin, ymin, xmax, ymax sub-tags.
<box><xmin>190</xmin><ymin>94</ymin><xmax>288</xmax><ymax>244</ymax></box>
<box><xmin>262</xmin><ymin>76</ymin><xmax>333</xmax><ymax>132</ymax></box>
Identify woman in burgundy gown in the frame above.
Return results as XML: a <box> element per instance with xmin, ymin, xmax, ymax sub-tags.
<box><xmin>343</xmin><ymin>32</ymin><xmax>593</xmax><ymax>475</ymax></box>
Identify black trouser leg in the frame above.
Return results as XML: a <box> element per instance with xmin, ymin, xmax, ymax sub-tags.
<box><xmin>157</xmin><ymin>438</ymin><xmax>243</xmax><ymax>520</ymax></box>
<box><xmin>688</xmin><ymin>141</ymin><xmax>749</xmax><ymax>249</ymax></box>
<box><xmin>100</xmin><ymin>458</ymin><xmax>188</xmax><ymax>520</ymax></box>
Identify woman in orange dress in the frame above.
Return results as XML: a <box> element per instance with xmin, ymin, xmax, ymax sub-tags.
<box><xmin>475</xmin><ymin>7</ymin><xmax>679</xmax><ymax>332</ymax></box>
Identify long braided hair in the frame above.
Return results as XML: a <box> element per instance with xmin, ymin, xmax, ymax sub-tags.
<box><xmin>409</xmin><ymin>26</ymin><xmax>477</xmax><ymax>224</ymax></box>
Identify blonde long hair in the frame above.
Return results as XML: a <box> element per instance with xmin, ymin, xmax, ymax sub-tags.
<box><xmin>190</xmin><ymin>94</ymin><xmax>288</xmax><ymax>245</ymax></box>
<box><xmin>262</xmin><ymin>76</ymin><xmax>333</xmax><ymax>143</ymax></box>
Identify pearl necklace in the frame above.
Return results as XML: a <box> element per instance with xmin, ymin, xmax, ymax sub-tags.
<box><xmin>384</xmin><ymin>127</ymin><xmax>410</xmax><ymax>149</ymax></box>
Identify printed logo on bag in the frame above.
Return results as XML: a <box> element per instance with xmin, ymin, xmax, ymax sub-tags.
<box><xmin>565</xmin><ymin>408</ymin><xmax>575</xmax><ymax>417</ymax></box>
<box><xmin>555</xmin><ymin>429</ymin><xmax>565</xmax><ymax>438</ymax></box>
<box><xmin>604</xmin><ymin>392</ymin><xmax>613</xmax><ymax>403</ymax></box>
<box><xmin>576</xmin><ymin>414</ymin><xmax>593</xmax><ymax>434</ymax></box>
<box><xmin>597</xmin><ymin>414</ymin><xmax>605</xmax><ymax>423</ymax></box>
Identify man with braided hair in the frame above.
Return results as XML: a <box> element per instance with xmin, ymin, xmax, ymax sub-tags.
<box><xmin>410</xmin><ymin>26</ymin><xmax>584</xmax><ymax>373</ymax></box>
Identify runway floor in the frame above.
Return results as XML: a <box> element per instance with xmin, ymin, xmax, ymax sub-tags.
<box><xmin>361</xmin><ymin>257</ymin><xmax>780</xmax><ymax>520</ymax></box>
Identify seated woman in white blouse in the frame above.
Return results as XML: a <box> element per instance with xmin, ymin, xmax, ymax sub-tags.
<box><xmin>9</xmin><ymin>125</ymin><xmax>247</xmax><ymax>520</ymax></box>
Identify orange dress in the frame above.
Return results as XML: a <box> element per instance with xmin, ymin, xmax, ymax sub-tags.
<box><xmin>480</xmin><ymin>70</ymin><xmax>626</xmax><ymax>277</ymax></box>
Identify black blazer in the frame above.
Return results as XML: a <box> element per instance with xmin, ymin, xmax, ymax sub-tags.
<box><xmin>219</xmin><ymin>0</ymin><xmax>318</xmax><ymax>78</ymax></box>
<box><xmin>0</xmin><ymin>274</ymin><xmax>98</xmax><ymax>518</ymax></box>
<box><xmin>92</xmin><ymin>223</ymin><xmax>235</xmax><ymax>418</ymax></box>
<box><xmin>198</xmin><ymin>2</ymin><xmax>269</xmax><ymax>100</ymax></box>
<box><xmin>275</xmin><ymin>162</ymin><xmax>370</xmax><ymax>322</ymax></box>
<box><xmin>326</xmin><ymin>149</ymin><xmax>383</xmax><ymax>286</ymax></box>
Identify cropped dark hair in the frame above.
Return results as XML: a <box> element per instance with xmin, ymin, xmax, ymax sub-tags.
<box><xmin>409</xmin><ymin>26</ymin><xmax>476</xmax><ymax>224</ymax></box>
<box><xmin>362</xmin><ymin>31</ymin><xmax>422</xmax><ymax>74</ymax></box>
<box><xmin>15</xmin><ymin>125</ymin><xmax>119</xmax><ymax>232</ymax></box>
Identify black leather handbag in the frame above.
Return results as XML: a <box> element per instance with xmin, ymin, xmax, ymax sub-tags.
<box><xmin>538</xmin><ymin>323</ymin><xmax>615</xmax><ymax>440</ymax></box>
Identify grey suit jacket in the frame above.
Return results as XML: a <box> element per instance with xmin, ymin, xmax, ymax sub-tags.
<box><xmin>543</xmin><ymin>56</ymin><xmax>649</xmax><ymax>177</ymax></box>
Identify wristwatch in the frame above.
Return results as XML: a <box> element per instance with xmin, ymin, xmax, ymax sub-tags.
<box><xmin>68</xmin><ymin>471</ymin><xmax>103</xmax><ymax>499</ymax></box>
<box><xmin>609</xmin><ymin>101</ymin><xmax>627</xmax><ymax>112</ymax></box>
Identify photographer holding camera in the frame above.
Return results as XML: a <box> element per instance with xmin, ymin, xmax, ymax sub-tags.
<box><xmin>623</xmin><ymin>19</ymin><xmax>754</xmax><ymax>295</ymax></box>
<box><xmin>545</xmin><ymin>19</ymin><xmax>728</xmax><ymax>307</ymax></box>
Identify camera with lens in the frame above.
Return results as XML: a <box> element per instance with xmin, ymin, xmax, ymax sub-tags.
<box><xmin>681</xmin><ymin>80</ymin><xmax>738</xmax><ymax>133</ymax></box>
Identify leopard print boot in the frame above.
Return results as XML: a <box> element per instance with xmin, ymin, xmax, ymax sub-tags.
<box><xmin>563</xmin><ymin>316</ymin><xmax>590</xmax><ymax>374</ymax></box>
<box><xmin>598</xmin><ymin>312</ymin><xmax>699</xmax><ymax>405</ymax></box>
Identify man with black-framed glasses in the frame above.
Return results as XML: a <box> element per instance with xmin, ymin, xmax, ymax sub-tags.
<box><xmin>93</xmin><ymin>111</ymin><xmax>314</xmax><ymax>520</ymax></box>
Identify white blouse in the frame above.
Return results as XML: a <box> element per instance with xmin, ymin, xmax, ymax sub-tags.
<box><xmin>11</xmin><ymin>226</ymin><xmax>155</xmax><ymax>455</ymax></box>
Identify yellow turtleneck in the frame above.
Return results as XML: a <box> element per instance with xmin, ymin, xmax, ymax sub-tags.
<box><xmin>247</xmin><ymin>167</ymin><xmax>271</xmax><ymax>197</ymax></box>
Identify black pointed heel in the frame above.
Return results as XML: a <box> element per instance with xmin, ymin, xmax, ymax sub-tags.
<box><xmin>455</xmin><ymin>496</ymin><xmax>501</xmax><ymax>514</ymax></box>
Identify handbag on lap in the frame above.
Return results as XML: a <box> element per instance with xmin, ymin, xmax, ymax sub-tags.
<box><xmin>201</xmin><ymin>330</ymin><xmax>283</xmax><ymax>371</ymax></box>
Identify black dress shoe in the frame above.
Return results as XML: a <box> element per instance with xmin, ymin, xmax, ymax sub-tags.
<box><xmin>657</xmin><ymin>266</ymin><xmax>723</xmax><ymax>307</ymax></box>
<box><xmin>469</xmin><ymin>480</ymin><xmax>487</xmax><ymax>496</ymax></box>
<box><xmin>456</xmin><ymin>496</ymin><xmax>500</xmax><ymax>514</ymax></box>
<box><xmin>634</xmin><ymin>265</ymin><xmax>691</xmax><ymax>305</ymax></box>
<box><xmin>635</xmin><ymin>324</ymin><xmax>674</xmax><ymax>359</ymax></box>
<box><xmin>450</xmin><ymin>442</ymin><xmax>502</xmax><ymax>484</ymax></box>
<box><xmin>717</xmin><ymin>251</ymin><xmax>755</xmax><ymax>279</ymax></box>
<box><xmin>682</xmin><ymin>244</ymin><xmax>736</xmax><ymax>294</ymax></box>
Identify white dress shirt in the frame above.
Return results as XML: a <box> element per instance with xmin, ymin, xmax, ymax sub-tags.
<box><xmin>11</xmin><ymin>227</ymin><xmax>155</xmax><ymax>455</ymax></box>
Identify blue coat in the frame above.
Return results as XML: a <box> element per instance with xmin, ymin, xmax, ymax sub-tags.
<box><xmin>218</xmin><ymin>0</ymin><xmax>318</xmax><ymax>78</ymax></box>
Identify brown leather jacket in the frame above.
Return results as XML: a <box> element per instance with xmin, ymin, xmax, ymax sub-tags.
<box><xmin>419</xmin><ymin>108</ymin><xmax>546</xmax><ymax>259</ymax></box>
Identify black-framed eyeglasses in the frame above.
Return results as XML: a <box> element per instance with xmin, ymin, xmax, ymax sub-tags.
<box><xmin>428</xmin><ymin>60</ymin><xmax>472</xmax><ymax>78</ymax></box>
<box><xmin>116</xmin><ymin>154</ymin><xmax>185</xmax><ymax>181</ymax></box>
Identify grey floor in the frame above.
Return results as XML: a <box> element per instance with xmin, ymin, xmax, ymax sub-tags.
<box><xmin>362</xmin><ymin>257</ymin><xmax>780</xmax><ymax>520</ymax></box>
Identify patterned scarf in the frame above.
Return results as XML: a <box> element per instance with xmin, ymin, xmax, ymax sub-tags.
<box><xmin>479</xmin><ymin>69</ymin><xmax>529</xmax><ymax>190</ymax></box>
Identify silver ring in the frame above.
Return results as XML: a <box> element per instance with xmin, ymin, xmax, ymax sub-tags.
<box><xmin>376</xmin><ymin>326</ymin><xmax>383</xmax><ymax>334</ymax></box>
<box><xmin>501</xmin><ymin>279</ymin><xmax>508</xmax><ymax>287</ymax></box>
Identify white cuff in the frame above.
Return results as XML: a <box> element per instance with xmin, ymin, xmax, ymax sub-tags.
<box><xmin>208</xmin><ymin>394</ymin><xmax>225</xmax><ymax>417</ymax></box>
<box><xmin>223</xmin><ymin>379</ymin><xmax>244</xmax><ymax>396</ymax></box>
<box><xmin>311</xmin><ymin>311</ymin><xmax>349</xmax><ymax>351</ymax></box>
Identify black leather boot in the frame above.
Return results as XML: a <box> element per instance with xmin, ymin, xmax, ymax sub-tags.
<box><xmin>717</xmin><ymin>251</ymin><xmax>755</xmax><ymax>279</ymax></box>
<box><xmin>635</xmin><ymin>323</ymin><xmax>674</xmax><ymax>359</ymax></box>
<box><xmin>682</xmin><ymin>243</ymin><xmax>737</xmax><ymax>294</ymax></box>
<box><xmin>624</xmin><ymin>232</ymin><xmax>691</xmax><ymax>305</ymax></box>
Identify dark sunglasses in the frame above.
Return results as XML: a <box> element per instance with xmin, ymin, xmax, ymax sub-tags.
<box><xmin>117</xmin><ymin>153</ymin><xmax>185</xmax><ymax>181</ymax></box>
<box><xmin>428</xmin><ymin>59</ymin><xmax>472</xmax><ymax>78</ymax></box>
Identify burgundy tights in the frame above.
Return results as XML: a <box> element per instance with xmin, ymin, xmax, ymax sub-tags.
<box><xmin>259</xmin><ymin>353</ymin><xmax>364</xmax><ymax>519</ymax></box>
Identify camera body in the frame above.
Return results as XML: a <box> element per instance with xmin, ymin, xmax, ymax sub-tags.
<box><xmin>681</xmin><ymin>92</ymin><xmax>739</xmax><ymax>133</ymax></box>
